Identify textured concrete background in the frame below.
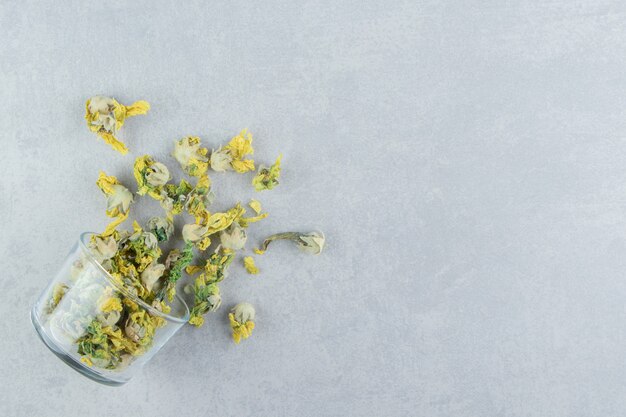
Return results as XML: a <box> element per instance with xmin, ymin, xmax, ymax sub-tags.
<box><xmin>1</xmin><ymin>1</ymin><xmax>625</xmax><ymax>416</ymax></box>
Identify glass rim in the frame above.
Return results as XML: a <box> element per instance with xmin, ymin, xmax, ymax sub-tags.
<box><xmin>79</xmin><ymin>232</ymin><xmax>190</xmax><ymax>324</ymax></box>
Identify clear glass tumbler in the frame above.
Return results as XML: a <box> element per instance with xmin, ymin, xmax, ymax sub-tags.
<box><xmin>31</xmin><ymin>232</ymin><xmax>190</xmax><ymax>386</ymax></box>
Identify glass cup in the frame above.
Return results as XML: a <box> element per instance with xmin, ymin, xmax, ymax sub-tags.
<box><xmin>31</xmin><ymin>232</ymin><xmax>190</xmax><ymax>386</ymax></box>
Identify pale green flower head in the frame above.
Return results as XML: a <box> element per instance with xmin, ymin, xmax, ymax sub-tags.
<box><xmin>146</xmin><ymin>216</ymin><xmax>173</xmax><ymax>242</ymax></box>
<box><xmin>297</xmin><ymin>232</ymin><xmax>325</xmax><ymax>255</ymax></box>
<box><xmin>260</xmin><ymin>231</ymin><xmax>326</xmax><ymax>255</ymax></box>
<box><xmin>130</xmin><ymin>230</ymin><xmax>159</xmax><ymax>251</ymax></box>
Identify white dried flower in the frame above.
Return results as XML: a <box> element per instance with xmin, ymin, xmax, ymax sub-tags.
<box><xmin>125</xmin><ymin>318</ymin><xmax>146</xmax><ymax>343</ymax></box>
<box><xmin>87</xmin><ymin>95</ymin><xmax>115</xmax><ymax>114</ymax></box>
<box><xmin>146</xmin><ymin>216</ymin><xmax>173</xmax><ymax>242</ymax></box>
<box><xmin>159</xmin><ymin>193</ymin><xmax>175</xmax><ymax>212</ymax></box>
<box><xmin>182</xmin><ymin>223</ymin><xmax>208</xmax><ymax>243</ymax></box>
<box><xmin>107</xmin><ymin>184</ymin><xmax>133</xmax><ymax>215</ymax></box>
<box><xmin>141</xmin><ymin>263</ymin><xmax>165</xmax><ymax>292</ymax></box>
<box><xmin>92</xmin><ymin>236</ymin><xmax>118</xmax><ymax>261</ymax></box>
<box><xmin>219</xmin><ymin>222</ymin><xmax>247</xmax><ymax>250</ymax></box>
<box><xmin>98</xmin><ymin>310</ymin><xmax>121</xmax><ymax>327</ymax></box>
<box><xmin>87</xmin><ymin>96</ymin><xmax>117</xmax><ymax>133</ymax></box>
<box><xmin>173</xmin><ymin>137</ymin><xmax>208</xmax><ymax>167</ymax></box>
<box><xmin>232</xmin><ymin>302</ymin><xmax>255</xmax><ymax>323</ymax></box>
<box><xmin>209</xmin><ymin>148</ymin><xmax>233</xmax><ymax>172</ymax></box>
<box><xmin>146</xmin><ymin>162</ymin><xmax>170</xmax><ymax>186</ymax></box>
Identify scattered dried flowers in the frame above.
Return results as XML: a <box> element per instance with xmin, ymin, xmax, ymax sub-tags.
<box><xmin>44</xmin><ymin>97</ymin><xmax>326</xmax><ymax>373</ymax></box>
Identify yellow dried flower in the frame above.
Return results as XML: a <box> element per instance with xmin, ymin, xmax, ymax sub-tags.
<box><xmin>85</xmin><ymin>95</ymin><xmax>150</xmax><ymax>155</ymax></box>
<box><xmin>96</xmin><ymin>171</ymin><xmax>133</xmax><ymax>235</ymax></box>
<box><xmin>243</xmin><ymin>256</ymin><xmax>259</xmax><ymax>274</ymax></box>
<box><xmin>134</xmin><ymin>155</ymin><xmax>170</xmax><ymax>199</ymax></box>
<box><xmin>172</xmin><ymin>136</ymin><xmax>209</xmax><ymax>177</ymax></box>
<box><xmin>252</xmin><ymin>155</ymin><xmax>282</xmax><ymax>191</ymax></box>
<box><xmin>229</xmin><ymin>302</ymin><xmax>256</xmax><ymax>344</ymax></box>
<box><xmin>210</xmin><ymin>129</ymin><xmax>255</xmax><ymax>173</ymax></box>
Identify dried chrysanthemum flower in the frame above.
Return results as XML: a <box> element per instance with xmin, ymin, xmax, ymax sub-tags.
<box><xmin>129</xmin><ymin>228</ymin><xmax>159</xmax><ymax>252</ymax></box>
<box><xmin>124</xmin><ymin>316</ymin><xmax>147</xmax><ymax>343</ymax></box>
<box><xmin>96</xmin><ymin>172</ymin><xmax>134</xmax><ymax>235</ymax></box>
<box><xmin>219</xmin><ymin>222</ymin><xmax>247</xmax><ymax>250</ymax></box>
<box><xmin>146</xmin><ymin>216</ymin><xmax>173</xmax><ymax>242</ymax></box>
<box><xmin>209</xmin><ymin>129</ymin><xmax>255</xmax><ymax>173</ymax></box>
<box><xmin>183</xmin><ymin>223</ymin><xmax>209</xmax><ymax>244</ymax></box>
<box><xmin>260</xmin><ymin>231</ymin><xmax>325</xmax><ymax>255</ymax></box>
<box><xmin>161</xmin><ymin>179</ymin><xmax>194</xmax><ymax>215</ymax></box>
<box><xmin>209</xmin><ymin>148</ymin><xmax>232</xmax><ymax>172</ymax></box>
<box><xmin>173</xmin><ymin>136</ymin><xmax>209</xmax><ymax>177</ymax></box>
<box><xmin>203</xmin><ymin>204</ymin><xmax>246</xmax><ymax>235</ymax></box>
<box><xmin>243</xmin><ymin>256</ymin><xmax>259</xmax><ymax>274</ymax></box>
<box><xmin>85</xmin><ymin>95</ymin><xmax>150</xmax><ymax>155</ymax></box>
<box><xmin>134</xmin><ymin>155</ymin><xmax>171</xmax><ymax>199</ymax></box>
<box><xmin>182</xmin><ymin>174</ymin><xmax>213</xmax><ymax>220</ymax></box>
<box><xmin>188</xmin><ymin>283</ymin><xmax>222</xmax><ymax>327</ymax></box>
<box><xmin>90</xmin><ymin>236</ymin><xmax>118</xmax><ymax>261</ymax></box>
<box><xmin>147</xmin><ymin>162</ymin><xmax>170</xmax><ymax>187</ymax></box>
<box><xmin>252</xmin><ymin>155</ymin><xmax>282</xmax><ymax>191</ymax></box>
<box><xmin>229</xmin><ymin>302</ymin><xmax>256</xmax><ymax>344</ymax></box>
<box><xmin>125</xmin><ymin>222</ymin><xmax>162</xmax><ymax>274</ymax></box>
<box><xmin>98</xmin><ymin>310</ymin><xmax>121</xmax><ymax>327</ymax></box>
<box><xmin>141</xmin><ymin>263</ymin><xmax>165</xmax><ymax>292</ymax></box>
<box><xmin>183</xmin><ymin>203</ymin><xmax>246</xmax><ymax>251</ymax></box>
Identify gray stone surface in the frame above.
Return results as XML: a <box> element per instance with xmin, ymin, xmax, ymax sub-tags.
<box><xmin>1</xmin><ymin>0</ymin><xmax>625</xmax><ymax>415</ymax></box>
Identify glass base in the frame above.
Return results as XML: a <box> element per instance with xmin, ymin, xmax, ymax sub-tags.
<box><xmin>31</xmin><ymin>308</ymin><xmax>127</xmax><ymax>386</ymax></box>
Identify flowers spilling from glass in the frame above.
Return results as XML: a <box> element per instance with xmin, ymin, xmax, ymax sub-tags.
<box><xmin>42</xmin><ymin>99</ymin><xmax>325</xmax><ymax>372</ymax></box>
